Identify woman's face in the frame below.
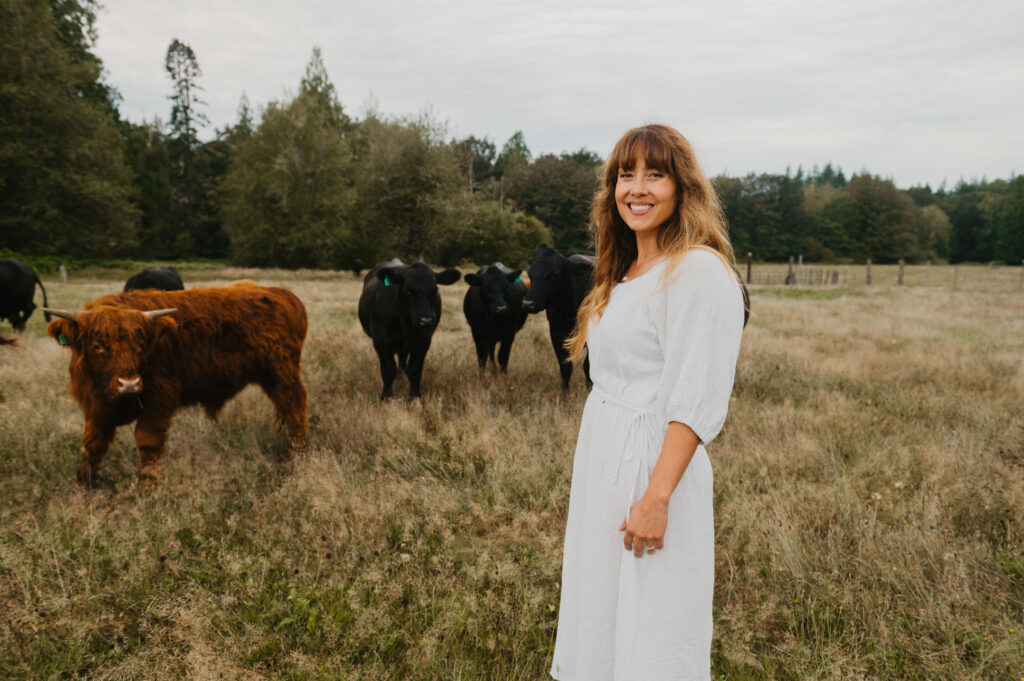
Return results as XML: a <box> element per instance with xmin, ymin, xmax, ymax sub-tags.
<box><xmin>614</xmin><ymin>159</ymin><xmax>677</xmax><ymax>237</ymax></box>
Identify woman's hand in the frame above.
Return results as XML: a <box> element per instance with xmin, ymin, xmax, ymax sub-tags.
<box><xmin>620</xmin><ymin>493</ymin><xmax>668</xmax><ymax>558</ymax></box>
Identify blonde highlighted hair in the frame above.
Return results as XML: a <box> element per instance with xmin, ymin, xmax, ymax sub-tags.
<box><xmin>566</xmin><ymin>124</ymin><xmax>736</xmax><ymax>360</ymax></box>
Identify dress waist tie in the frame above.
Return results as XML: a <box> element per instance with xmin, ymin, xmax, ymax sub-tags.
<box><xmin>591</xmin><ymin>387</ymin><xmax>663</xmax><ymax>521</ymax></box>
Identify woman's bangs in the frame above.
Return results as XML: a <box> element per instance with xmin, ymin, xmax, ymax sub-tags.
<box><xmin>611</xmin><ymin>128</ymin><xmax>675</xmax><ymax>176</ymax></box>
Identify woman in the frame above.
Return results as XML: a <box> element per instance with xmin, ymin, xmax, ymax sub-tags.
<box><xmin>551</xmin><ymin>124</ymin><xmax>746</xmax><ymax>681</ymax></box>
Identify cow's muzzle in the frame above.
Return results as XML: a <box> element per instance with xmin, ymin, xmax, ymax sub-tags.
<box><xmin>116</xmin><ymin>375</ymin><xmax>142</xmax><ymax>394</ymax></box>
<box><xmin>416</xmin><ymin>316</ymin><xmax>436</xmax><ymax>328</ymax></box>
<box><xmin>521</xmin><ymin>299</ymin><xmax>536</xmax><ymax>311</ymax></box>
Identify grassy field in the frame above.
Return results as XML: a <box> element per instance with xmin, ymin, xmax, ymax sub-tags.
<box><xmin>1</xmin><ymin>264</ymin><xmax>1022</xmax><ymax>680</ymax></box>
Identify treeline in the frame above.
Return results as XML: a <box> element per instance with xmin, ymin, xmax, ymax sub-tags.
<box><xmin>2</xmin><ymin>0</ymin><xmax>1022</xmax><ymax>269</ymax></box>
<box><xmin>718</xmin><ymin>166</ymin><xmax>1024</xmax><ymax>264</ymax></box>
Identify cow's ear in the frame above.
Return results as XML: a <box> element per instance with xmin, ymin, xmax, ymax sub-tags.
<box><xmin>570</xmin><ymin>258</ymin><xmax>595</xmax><ymax>274</ymax></box>
<box><xmin>377</xmin><ymin>267</ymin><xmax>404</xmax><ymax>287</ymax></box>
<box><xmin>47</xmin><ymin>319</ymin><xmax>78</xmax><ymax>348</ymax></box>
<box><xmin>535</xmin><ymin>243</ymin><xmax>548</xmax><ymax>257</ymax></box>
<box><xmin>464</xmin><ymin>273</ymin><xmax>482</xmax><ymax>286</ymax></box>
<box><xmin>505</xmin><ymin>269</ymin><xmax>522</xmax><ymax>283</ymax></box>
<box><xmin>435</xmin><ymin>268</ymin><xmax>461</xmax><ymax>286</ymax></box>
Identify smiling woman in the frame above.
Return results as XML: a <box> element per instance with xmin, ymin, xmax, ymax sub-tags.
<box><xmin>551</xmin><ymin>124</ymin><xmax>747</xmax><ymax>681</ymax></box>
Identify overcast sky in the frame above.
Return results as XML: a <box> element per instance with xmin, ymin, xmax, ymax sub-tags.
<box><xmin>94</xmin><ymin>0</ymin><xmax>1023</xmax><ymax>188</ymax></box>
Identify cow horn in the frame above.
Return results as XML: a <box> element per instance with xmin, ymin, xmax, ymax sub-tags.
<box><xmin>41</xmin><ymin>307</ymin><xmax>79</xmax><ymax>321</ymax></box>
<box><xmin>143</xmin><ymin>308</ymin><xmax>177</xmax><ymax>319</ymax></box>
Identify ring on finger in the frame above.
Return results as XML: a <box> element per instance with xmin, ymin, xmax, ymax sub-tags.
<box><xmin>646</xmin><ymin>543</ymin><xmax>657</xmax><ymax>553</ymax></box>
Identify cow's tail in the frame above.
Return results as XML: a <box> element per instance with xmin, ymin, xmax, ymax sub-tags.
<box><xmin>35</xmin><ymin>272</ymin><xmax>51</xmax><ymax>322</ymax></box>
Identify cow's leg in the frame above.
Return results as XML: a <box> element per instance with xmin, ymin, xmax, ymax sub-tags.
<box><xmin>487</xmin><ymin>340</ymin><xmax>497</xmax><ymax>371</ymax></box>
<box><xmin>12</xmin><ymin>311</ymin><xmax>26</xmax><ymax>334</ymax></box>
<box><xmin>375</xmin><ymin>344</ymin><xmax>399</xmax><ymax>400</ymax></box>
<box><xmin>405</xmin><ymin>346</ymin><xmax>429</xmax><ymax>399</ymax></box>
<box><xmin>550</xmin><ymin>330</ymin><xmax>573</xmax><ymax>389</ymax></box>
<box><xmin>397</xmin><ymin>348</ymin><xmax>408</xmax><ymax>374</ymax></box>
<box><xmin>497</xmin><ymin>334</ymin><xmax>514</xmax><ymax>374</ymax></box>
<box><xmin>470</xmin><ymin>329</ymin><xmax>488</xmax><ymax>372</ymax></box>
<box><xmin>78</xmin><ymin>421</ymin><xmax>116</xmax><ymax>485</ymax></box>
<box><xmin>261</xmin><ymin>368</ymin><xmax>308</xmax><ymax>456</ymax></box>
<box><xmin>134</xmin><ymin>416</ymin><xmax>171</xmax><ymax>484</ymax></box>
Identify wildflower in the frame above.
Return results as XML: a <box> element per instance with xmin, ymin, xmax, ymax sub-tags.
<box><xmin>893</xmin><ymin>481</ymin><xmax>904</xmax><ymax>489</ymax></box>
<box><xmin>168</xmin><ymin>541</ymin><xmax>176</xmax><ymax>548</ymax></box>
<box><xmin>400</xmin><ymin>553</ymin><xmax>411</xmax><ymax>563</ymax></box>
<box><xmin>871</xmin><ymin>492</ymin><xmax>882</xmax><ymax>501</ymax></box>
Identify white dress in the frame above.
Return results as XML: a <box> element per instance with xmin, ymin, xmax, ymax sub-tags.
<box><xmin>550</xmin><ymin>249</ymin><xmax>745</xmax><ymax>681</ymax></box>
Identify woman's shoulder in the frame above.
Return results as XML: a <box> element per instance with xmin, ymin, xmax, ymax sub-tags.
<box><xmin>664</xmin><ymin>247</ymin><xmax>737</xmax><ymax>290</ymax></box>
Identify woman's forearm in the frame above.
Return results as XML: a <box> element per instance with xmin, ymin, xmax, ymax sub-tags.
<box><xmin>645</xmin><ymin>421</ymin><xmax>700</xmax><ymax>505</ymax></box>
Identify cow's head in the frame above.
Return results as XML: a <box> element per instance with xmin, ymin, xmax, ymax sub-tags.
<box><xmin>377</xmin><ymin>263</ymin><xmax>460</xmax><ymax>328</ymax></box>
<box><xmin>465</xmin><ymin>265</ymin><xmax>522</xmax><ymax>319</ymax></box>
<box><xmin>44</xmin><ymin>307</ymin><xmax>177</xmax><ymax>398</ymax></box>
<box><xmin>522</xmin><ymin>244</ymin><xmax>587</xmax><ymax>313</ymax></box>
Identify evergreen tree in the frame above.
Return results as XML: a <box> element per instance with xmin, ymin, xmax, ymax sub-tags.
<box><xmin>165</xmin><ymin>39</ymin><xmax>207</xmax><ymax>150</ymax></box>
<box><xmin>300</xmin><ymin>46</ymin><xmax>350</xmax><ymax>131</ymax></box>
<box><xmin>496</xmin><ymin>130</ymin><xmax>531</xmax><ymax>177</ymax></box>
<box><xmin>0</xmin><ymin>0</ymin><xmax>137</xmax><ymax>256</ymax></box>
<box><xmin>162</xmin><ymin>39</ymin><xmax>225</xmax><ymax>257</ymax></box>
<box><xmin>995</xmin><ymin>176</ymin><xmax>1024</xmax><ymax>263</ymax></box>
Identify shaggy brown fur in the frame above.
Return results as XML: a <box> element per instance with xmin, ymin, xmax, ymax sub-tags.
<box><xmin>47</xmin><ymin>281</ymin><xmax>308</xmax><ymax>484</ymax></box>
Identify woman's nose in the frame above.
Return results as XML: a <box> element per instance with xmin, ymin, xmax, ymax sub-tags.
<box><xmin>630</xmin><ymin>178</ymin><xmax>649</xmax><ymax>195</ymax></box>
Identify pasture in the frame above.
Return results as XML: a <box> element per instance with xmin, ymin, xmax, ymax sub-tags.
<box><xmin>1</xmin><ymin>264</ymin><xmax>1022</xmax><ymax>680</ymax></box>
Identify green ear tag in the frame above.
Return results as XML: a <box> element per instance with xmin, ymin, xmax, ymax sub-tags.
<box><xmin>384</xmin><ymin>276</ymin><xmax>391</xmax><ymax>286</ymax></box>
<box><xmin>58</xmin><ymin>334</ymin><xmax>68</xmax><ymax>345</ymax></box>
<box><xmin>515</xmin><ymin>275</ymin><xmax>522</xmax><ymax>283</ymax></box>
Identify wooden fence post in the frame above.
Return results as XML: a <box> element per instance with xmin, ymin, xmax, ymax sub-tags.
<box><xmin>925</xmin><ymin>260</ymin><xmax>930</xmax><ymax>285</ymax></box>
<box><xmin>831</xmin><ymin>270</ymin><xmax>839</xmax><ymax>285</ymax></box>
<box><xmin>59</xmin><ymin>265</ymin><xmax>67</xmax><ymax>283</ymax></box>
<box><xmin>953</xmin><ymin>263</ymin><xmax>958</xmax><ymax>290</ymax></box>
<box><xmin>746</xmin><ymin>252</ymin><xmax>752</xmax><ymax>284</ymax></box>
<box><xmin>898</xmin><ymin>259</ymin><xmax>905</xmax><ymax>285</ymax></box>
<box><xmin>786</xmin><ymin>256</ymin><xmax>796</xmax><ymax>285</ymax></box>
<box><xmin>797</xmin><ymin>254</ymin><xmax>803</xmax><ymax>284</ymax></box>
<box><xmin>866</xmin><ymin>259</ymin><xmax>872</xmax><ymax>285</ymax></box>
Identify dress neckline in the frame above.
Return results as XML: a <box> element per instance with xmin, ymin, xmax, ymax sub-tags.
<box><xmin>619</xmin><ymin>257</ymin><xmax>666</xmax><ymax>286</ymax></box>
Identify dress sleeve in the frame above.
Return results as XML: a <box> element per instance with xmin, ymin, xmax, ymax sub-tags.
<box><xmin>652</xmin><ymin>250</ymin><xmax>745</xmax><ymax>446</ymax></box>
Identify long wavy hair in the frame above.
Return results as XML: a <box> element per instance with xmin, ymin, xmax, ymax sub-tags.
<box><xmin>566</xmin><ymin>124</ymin><xmax>736</xmax><ymax>360</ymax></box>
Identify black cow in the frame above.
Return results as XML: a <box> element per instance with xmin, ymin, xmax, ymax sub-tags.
<box><xmin>0</xmin><ymin>258</ymin><xmax>51</xmax><ymax>333</ymax></box>
<box><xmin>521</xmin><ymin>244</ymin><xmax>594</xmax><ymax>389</ymax></box>
<box><xmin>463</xmin><ymin>263</ymin><xmax>529</xmax><ymax>374</ymax></box>
<box><xmin>358</xmin><ymin>259</ymin><xmax>461</xmax><ymax>399</ymax></box>
<box><xmin>351</xmin><ymin>258</ymin><xmax>365</xmax><ymax>278</ymax></box>
<box><xmin>124</xmin><ymin>267</ymin><xmax>184</xmax><ymax>292</ymax></box>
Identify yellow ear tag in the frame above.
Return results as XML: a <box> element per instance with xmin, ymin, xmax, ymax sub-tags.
<box><xmin>58</xmin><ymin>334</ymin><xmax>69</xmax><ymax>345</ymax></box>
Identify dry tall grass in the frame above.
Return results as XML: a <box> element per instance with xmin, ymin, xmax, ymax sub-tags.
<box><xmin>0</xmin><ymin>266</ymin><xmax>1021</xmax><ymax>680</ymax></box>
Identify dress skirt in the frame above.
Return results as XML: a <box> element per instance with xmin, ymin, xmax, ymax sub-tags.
<box><xmin>550</xmin><ymin>388</ymin><xmax>714</xmax><ymax>681</ymax></box>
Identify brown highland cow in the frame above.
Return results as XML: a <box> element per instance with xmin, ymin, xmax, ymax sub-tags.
<box><xmin>45</xmin><ymin>281</ymin><xmax>308</xmax><ymax>484</ymax></box>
